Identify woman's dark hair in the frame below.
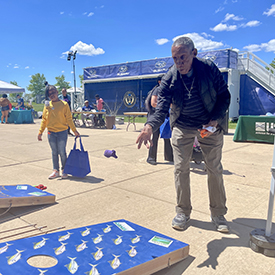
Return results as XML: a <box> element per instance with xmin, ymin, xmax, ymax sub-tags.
<box><xmin>45</xmin><ymin>84</ymin><xmax>57</xmax><ymax>99</ymax></box>
<box><xmin>2</xmin><ymin>94</ymin><xmax>7</xmax><ymax>98</ymax></box>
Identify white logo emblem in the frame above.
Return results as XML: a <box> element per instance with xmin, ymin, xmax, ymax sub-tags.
<box><xmin>119</xmin><ymin>65</ymin><xmax>128</xmax><ymax>73</ymax></box>
<box><xmin>155</xmin><ymin>61</ymin><xmax>166</xmax><ymax>68</ymax></box>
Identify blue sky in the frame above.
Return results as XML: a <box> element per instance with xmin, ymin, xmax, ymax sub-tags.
<box><xmin>1</xmin><ymin>0</ymin><xmax>275</xmax><ymax>93</ymax></box>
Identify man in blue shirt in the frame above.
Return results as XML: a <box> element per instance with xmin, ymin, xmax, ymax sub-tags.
<box><xmin>16</xmin><ymin>94</ymin><xmax>24</xmax><ymax>109</ymax></box>
<box><xmin>81</xmin><ymin>100</ymin><xmax>95</xmax><ymax>126</ymax></box>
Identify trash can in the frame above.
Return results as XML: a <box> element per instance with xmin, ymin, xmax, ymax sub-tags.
<box><xmin>105</xmin><ymin>116</ymin><xmax>115</xmax><ymax>129</ymax></box>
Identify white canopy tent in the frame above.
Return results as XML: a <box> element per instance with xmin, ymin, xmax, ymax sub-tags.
<box><xmin>0</xmin><ymin>80</ymin><xmax>25</xmax><ymax>94</ymax></box>
<box><xmin>67</xmin><ymin>87</ymin><xmax>84</xmax><ymax>111</ymax></box>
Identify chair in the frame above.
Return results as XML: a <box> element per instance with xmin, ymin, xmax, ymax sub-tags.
<box><xmin>72</xmin><ymin>113</ymin><xmax>81</xmax><ymax>127</ymax></box>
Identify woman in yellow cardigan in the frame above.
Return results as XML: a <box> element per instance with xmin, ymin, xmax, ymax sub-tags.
<box><xmin>38</xmin><ymin>85</ymin><xmax>80</xmax><ymax>179</ymax></box>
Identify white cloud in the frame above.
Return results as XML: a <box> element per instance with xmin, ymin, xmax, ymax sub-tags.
<box><xmin>25</xmin><ymin>66</ymin><xmax>29</xmax><ymax>69</ymax></box>
<box><xmin>201</xmin><ymin>32</ymin><xmax>214</xmax><ymax>39</ymax></box>
<box><xmin>155</xmin><ymin>38</ymin><xmax>169</xmax><ymax>45</ymax></box>
<box><xmin>243</xmin><ymin>20</ymin><xmax>261</xmax><ymax>27</ymax></box>
<box><xmin>88</xmin><ymin>12</ymin><xmax>94</xmax><ymax>17</ymax></box>
<box><xmin>63</xmin><ymin>41</ymin><xmax>105</xmax><ymax>57</ymax></box>
<box><xmin>60</xmin><ymin>11</ymin><xmax>64</xmax><ymax>15</ymax></box>
<box><xmin>243</xmin><ymin>44</ymin><xmax>262</xmax><ymax>52</ymax></box>
<box><xmin>263</xmin><ymin>4</ymin><xmax>275</xmax><ymax>16</ymax></box>
<box><xmin>211</xmin><ymin>23</ymin><xmax>237</xmax><ymax>32</ymax></box>
<box><xmin>244</xmin><ymin>39</ymin><xmax>275</xmax><ymax>53</ymax></box>
<box><xmin>215</xmin><ymin>6</ymin><xmax>224</xmax><ymax>13</ymax></box>
<box><xmin>223</xmin><ymin>13</ymin><xmax>244</xmax><ymax>22</ymax></box>
<box><xmin>172</xmin><ymin>33</ymin><xmax>224</xmax><ymax>51</ymax></box>
<box><xmin>83</xmin><ymin>12</ymin><xmax>87</xmax><ymax>15</ymax></box>
<box><xmin>61</xmin><ymin>70</ymin><xmax>64</xmax><ymax>73</ymax></box>
<box><xmin>14</xmin><ymin>64</ymin><xmax>19</xmax><ymax>69</ymax></box>
<box><xmin>71</xmin><ymin>71</ymin><xmax>74</xmax><ymax>74</ymax></box>
<box><xmin>232</xmin><ymin>48</ymin><xmax>239</xmax><ymax>52</ymax></box>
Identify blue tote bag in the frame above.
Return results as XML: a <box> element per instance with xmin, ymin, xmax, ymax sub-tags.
<box><xmin>63</xmin><ymin>137</ymin><xmax>91</xmax><ymax>177</ymax></box>
<box><xmin>160</xmin><ymin>117</ymin><xmax>172</xmax><ymax>139</ymax></box>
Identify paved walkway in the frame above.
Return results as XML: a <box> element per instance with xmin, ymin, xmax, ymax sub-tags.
<box><xmin>0</xmin><ymin>120</ymin><xmax>275</xmax><ymax>274</ymax></box>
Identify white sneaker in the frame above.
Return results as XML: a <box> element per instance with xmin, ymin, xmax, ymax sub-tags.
<box><xmin>48</xmin><ymin>170</ymin><xmax>59</xmax><ymax>179</ymax></box>
<box><xmin>61</xmin><ymin>172</ymin><xmax>68</xmax><ymax>179</ymax></box>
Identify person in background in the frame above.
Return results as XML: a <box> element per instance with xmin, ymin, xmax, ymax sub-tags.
<box><xmin>136</xmin><ymin>36</ymin><xmax>231</xmax><ymax>233</ymax></box>
<box><xmin>145</xmin><ymin>75</ymin><xmax>173</xmax><ymax>165</ymax></box>
<box><xmin>81</xmin><ymin>100</ymin><xmax>95</xmax><ymax>126</ymax></box>
<box><xmin>16</xmin><ymin>94</ymin><xmax>24</xmax><ymax>109</ymax></box>
<box><xmin>0</xmin><ymin>94</ymin><xmax>11</xmax><ymax>124</ymax></box>
<box><xmin>94</xmin><ymin>94</ymin><xmax>104</xmax><ymax>111</ymax></box>
<box><xmin>93</xmin><ymin>94</ymin><xmax>105</xmax><ymax>126</ymax></box>
<box><xmin>38</xmin><ymin>85</ymin><xmax>80</xmax><ymax>179</ymax></box>
<box><xmin>58</xmin><ymin>88</ymin><xmax>74</xmax><ymax>136</ymax></box>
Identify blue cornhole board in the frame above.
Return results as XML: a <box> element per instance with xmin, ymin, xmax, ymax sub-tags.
<box><xmin>0</xmin><ymin>219</ymin><xmax>189</xmax><ymax>274</ymax></box>
<box><xmin>0</xmin><ymin>185</ymin><xmax>55</xmax><ymax>208</ymax></box>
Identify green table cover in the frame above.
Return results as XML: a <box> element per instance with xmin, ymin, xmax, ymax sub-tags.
<box><xmin>233</xmin><ymin>115</ymin><xmax>275</xmax><ymax>144</ymax></box>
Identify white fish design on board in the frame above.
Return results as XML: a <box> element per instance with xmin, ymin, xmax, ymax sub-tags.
<box><xmin>7</xmin><ymin>249</ymin><xmax>24</xmax><ymax>265</ymax></box>
<box><xmin>109</xmin><ymin>254</ymin><xmax>121</xmax><ymax>269</ymax></box>
<box><xmin>103</xmin><ymin>225</ymin><xmax>112</xmax><ymax>233</ymax></box>
<box><xmin>93</xmin><ymin>234</ymin><xmax>103</xmax><ymax>244</ymax></box>
<box><xmin>81</xmin><ymin>227</ymin><xmax>91</xmax><ymax>237</ymax></box>
<box><xmin>131</xmin><ymin>235</ymin><xmax>141</xmax><ymax>244</ymax></box>
<box><xmin>92</xmin><ymin>247</ymin><xmax>104</xmax><ymax>261</ymax></box>
<box><xmin>127</xmin><ymin>246</ymin><xmax>137</xmax><ymax>257</ymax></box>
<box><xmin>0</xmin><ymin>243</ymin><xmax>12</xmax><ymax>254</ymax></box>
<box><xmin>75</xmin><ymin>240</ymin><xmax>88</xmax><ymax>252</ymax></box>
<box><xmin>54</xmin><ymin>242</ymin><xmax>67</xmax><ymax>256</ymax></box>
<box><xmin>65</xmin><ymin>257</ymin><xmax>79</xmax><ymax>274</ymax></box>
<box><xmin>85</xmin><ymin>264</ymin><xmax>100</xmax><ymax>275</ymax></box>
<box><xmin>33</xmin><ymin>237</ymin><xmax>49</xmax><ymax>250</ymax></box>
<box><xmin>38</xmin><ymin>269</ymin><xmax>48</xmax><ymax>275</ymax></box>
<box><xmin>113</xmin><ymin>235</ymin><xmax>122</xmax><ymax>245</ymax></box>
<box><xmin>58</xmin><ymin>232</ymin><xmax>73</xmax><ymax>242</ymax></box>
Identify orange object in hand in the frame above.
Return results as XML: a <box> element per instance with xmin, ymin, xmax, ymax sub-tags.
<box><xmin>200</xmin><ymin>129</ymin><xmax>208</xmax><ymax>138</ymax></box>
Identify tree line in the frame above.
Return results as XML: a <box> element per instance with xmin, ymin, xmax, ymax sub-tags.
<box><xmin>9</xmin><ymin>74</ymin><xmax>83</xmax><ymax>102</ymax></box>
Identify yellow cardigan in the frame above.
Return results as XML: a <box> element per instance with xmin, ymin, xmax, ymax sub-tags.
<box><xmin>39</xmin><ymin>100</ymin><xmax>76</xmax><ymax>134</ymax></box>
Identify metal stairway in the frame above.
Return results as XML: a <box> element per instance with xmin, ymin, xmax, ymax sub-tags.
<box><xmin>238</xmin><ymin>51</ymin><xmax>275</xmax><ymax>95</ymax></box>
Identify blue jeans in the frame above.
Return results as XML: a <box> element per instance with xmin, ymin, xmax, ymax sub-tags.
<box><xmin>48</xmin><ymin>130</ymin><xmax>68</xmax><ymax>171</ymax></box>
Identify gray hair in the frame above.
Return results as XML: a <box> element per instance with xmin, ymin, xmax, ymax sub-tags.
<box><xmin>172</xmin><ymin>37</ymin><xmax>195</xmax><ymax>51</ymax></box>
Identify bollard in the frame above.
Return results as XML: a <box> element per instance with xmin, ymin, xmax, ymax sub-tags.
<box><xmin>250</xmin><ymin>128</ymin><xmax>275</xmax><ymax>256</ymax></box>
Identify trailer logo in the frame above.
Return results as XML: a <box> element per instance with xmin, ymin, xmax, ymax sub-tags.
<box><xmin>153</xmin><ymin>61</ymin><xmax>167</xmax><ymax>72</ymax></box>
<box><xmin>117</xmin><ymin>65</ymin><xmax>130</xmax><ymax>76</ymax></box>
<box><xmin>155</xmin><ymin>61</ymin><xmax>166</xmax><ymax>68</ymax></box>
<box><xmin>119</xmin><ymin>65</ymin><xmax>128</xmax><ymax>73</ymax></box>
<box><xmin>123</xmin><ymin>91</ymin><xmax>136</xmax><ymax>108</ymax></box>
<box><xmin>85</xmin><ymin>69</ymin><xmax>97</xmax><ymax>79</ymax></box>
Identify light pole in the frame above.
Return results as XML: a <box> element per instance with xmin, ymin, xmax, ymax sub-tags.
<box><xmin>67</xmin><ymin>50</ymin><xmax>77</xmax><ymax>110</ymax></box>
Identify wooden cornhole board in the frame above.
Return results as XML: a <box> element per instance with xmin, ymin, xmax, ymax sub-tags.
<box><xmin>0</xmin><ymin>219</ymin><xmax>189</xmax><ymax>274</ymax></box>
<box><xmin>0</xmin><ymin>185</ymin><xmax>55</xmax><ymax>208</ymax></box>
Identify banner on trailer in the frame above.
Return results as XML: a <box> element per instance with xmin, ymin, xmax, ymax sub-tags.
<box><xmin>83</xmin><ymin>49</ymin><xmax>238</xmax><ymax>80</ymax></box>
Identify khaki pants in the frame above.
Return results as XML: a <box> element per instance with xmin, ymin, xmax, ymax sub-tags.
<box><xmin>172</xmin><ymin>127</ymin><xmax>227</xmax><ymax>217</ymax></box>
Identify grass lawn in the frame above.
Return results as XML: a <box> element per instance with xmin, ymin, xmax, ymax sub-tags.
<box><xmin>32</xmin><ymin>103</ymin><xmax>44</xmax><ymax>112</ymax></box>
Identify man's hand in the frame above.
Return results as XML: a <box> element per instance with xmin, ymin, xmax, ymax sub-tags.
<box><xmin>201</xmin><ymin>120</ymin><xmax>218</xmax><ymax>138</ymax></box>
<box><xmin>38</xmin><ymin>133</ymin><xmax>42</xmax><ymax>141</ymax></box>
<box><xmin>136</xmin><ymin>124</ymin><xmax>153</xmax><ymax>149</ymax></box>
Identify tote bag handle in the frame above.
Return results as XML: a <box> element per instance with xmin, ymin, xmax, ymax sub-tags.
<box><xmin>73</xmin><ymin>137</ymin><xmax>85</xmax><ymax>151</ymax></box>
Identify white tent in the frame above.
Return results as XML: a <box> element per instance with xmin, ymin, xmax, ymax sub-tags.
<box><xmin>0</xmin><ymin>80</ymin><xmax>25</xmax><ymax>94</ymax></box>
<box><xmin>67</xmin><ymin>87</ymin><xmax>83</xmax><ymax>93</ymax></box>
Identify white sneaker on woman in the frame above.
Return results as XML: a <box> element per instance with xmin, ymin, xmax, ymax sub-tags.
<box><xmin>48</xmin><ymin>170</ymin><xmax>59</xmax><ymax>179</ymax></box>
<box><xmin>61</xmin><ymin>170</ymin><xmax>68</xmax><ymax>179</ymax></box>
